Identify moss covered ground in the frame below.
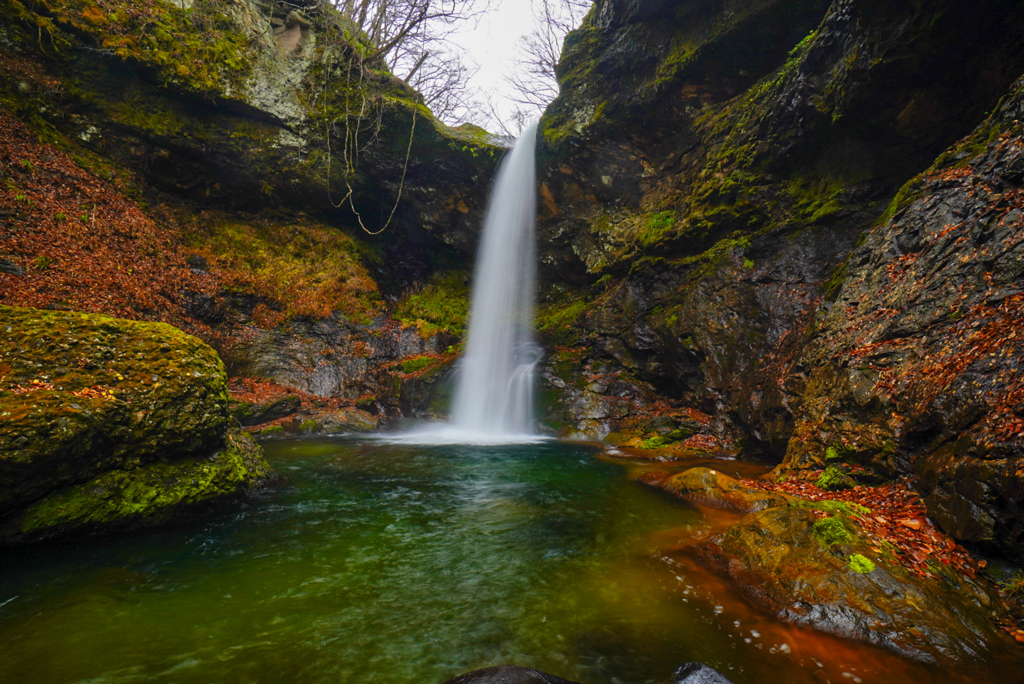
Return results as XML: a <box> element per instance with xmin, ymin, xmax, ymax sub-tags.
<box><xmin>183</xmin><ymin>211</ymin><xmax>384</xmax><ymax>324</ymax></box>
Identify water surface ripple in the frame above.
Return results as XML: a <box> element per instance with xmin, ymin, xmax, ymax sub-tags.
<box><xmin>0</xmin><ymin>439</ymin><xmax>1006</xmax><ymax>684</ymax></box>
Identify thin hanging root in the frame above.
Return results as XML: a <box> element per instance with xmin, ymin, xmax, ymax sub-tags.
<box><xmin>320</xmin><ymin>44</ymin><xmax>415</xmax><ymax>235</ymax></box>
<box><xmin>350</xmin><ymin>111</ymin><xmax>416</xmax><ymax>236</ymax></box>
<box><xmin>328</xmin><ymin>108</ymin><xmax>417</xmax><ymax>236</ymax></box>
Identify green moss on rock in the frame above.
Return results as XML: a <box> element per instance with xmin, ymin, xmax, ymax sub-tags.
<box><xmin>229</xmin><ymin>393</ymin><xmax>301</xmax><ymax>426</ymax></box>
<box><xmin>812</xmin><ymin>515</ymin><xmax>854</xmax><ymax>546</ymax></box>
<box><xmin>400</xmin><ymin>355</ymin><xmax>437</xmax><ymax>374</ymax></box>
<box><xmin>394</xmin><ymin>271</ymin><xmax>469</xmax><ymax>338</ymax></box>
<box><xmin>0</xmin><ymin>305</ymin><xmax>231</xmax><ymax>514</ymax></box>
<box><xmin>536</xmin><ymin>293</ymin><xmax>593</xmax><ymax>346</ymax></box>
<box><xmin>1</xmin><ymin>430</ymin><xmax>270</xmax><ymax>543</ymax></box>
<box><xmin>5</xmin><ymin>0</ymin><xmax>254</xmax><ymax>96</ymax></box>
<box><xmin>255</xmin><ymin>424</ymin><xmax>285</xmax><ymax>438</ymax></box>
<box><xmin>816</xmin><ymin>464</ymin><xmax>855</xmax><ymax>491</ymax></box>
<box><xmin>849</xmin><ymin>553</ymin><xmax>877</xmax><ymax>574</ymax></box>
<box><xmin>662</xmin><ymin>467</ymin><xmax>790</xmax><ymax>513</ymax></box>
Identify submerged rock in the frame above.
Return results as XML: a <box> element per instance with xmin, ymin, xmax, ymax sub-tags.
<box><xmin>0</xmin><ymin>306</ymin><xmax>272</xmax><ymax>542</ymax></box>
<box><xmin>441</xmin><ymin>666</ymin><xmax>580</xmax><ymax>684</ymax></box>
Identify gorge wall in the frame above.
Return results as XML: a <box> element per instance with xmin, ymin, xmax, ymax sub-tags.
<box><xmin>534</xmin><ymin>0</ymin><xmax>1024</xmax><ymax>561</ymax></box>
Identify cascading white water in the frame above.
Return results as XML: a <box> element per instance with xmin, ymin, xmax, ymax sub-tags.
<box><xmin>384</xmin><ymin>122</ymin><xmax>542</xmax><ymax>445</ymax></box>
<box><xmin>449</xmin><ymin>121</ymin><xmax>540</xmax><ymax>438</ymax></box>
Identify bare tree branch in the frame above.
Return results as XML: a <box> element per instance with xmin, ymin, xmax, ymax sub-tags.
<box><xmin>328</xmin><ymin>0</ymin><xmax>487</xmax><ymax>125</ymax></box>
<box><xmin>505</xmin><ymin>0</ymin><xmax>589</xmax><ymax>114</ymax></box>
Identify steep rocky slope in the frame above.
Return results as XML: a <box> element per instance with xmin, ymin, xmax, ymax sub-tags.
<box><xmin>535</xmin><ymin>0</ymin><xmax>1024</xmax><ymax>562</ymax></box>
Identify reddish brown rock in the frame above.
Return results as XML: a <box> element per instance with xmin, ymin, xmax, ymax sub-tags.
<box><xmin>661</xmin><ymin>467</ymin><xmax>790</xmax><ymax>513</ymax></box>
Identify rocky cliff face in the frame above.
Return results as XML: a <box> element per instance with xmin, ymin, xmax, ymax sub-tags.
<box><xmin>3</xmin><ymin>0</ymin><xmax>1024</xmax><ymax>569</ymax></box>
<box><xmin>536</xmin><ymin>0</ymin><xmax>1024</xmax><ymax>560</ymax></box>
<box><xmin>0</xmin><ymin>0</ymin><xmax>499</xmax><ymax>256</ymax></box>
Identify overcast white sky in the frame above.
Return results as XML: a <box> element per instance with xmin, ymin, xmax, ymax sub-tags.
<box><xmin>445</xmin><ymin>0</ymin><xmax>560</xmax><ymax>131</ymax></box>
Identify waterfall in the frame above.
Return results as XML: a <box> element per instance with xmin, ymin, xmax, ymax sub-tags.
<box><xmin>387</xmin><ymin>122</ymin><xmax>542</xmax><ymax>444</ymax></box>
<box><xmin>449</xmin><ymin>121</ymin><xmax>539</xmax><ymax>438</ymax></box>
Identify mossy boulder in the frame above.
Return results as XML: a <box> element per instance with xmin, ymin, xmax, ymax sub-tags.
<box><xmin>815</xmin><ymin>464</ymin><xmax>856</xmax><ymax>491</ymax></box>
<box><xmin>303</xmin><ymin>408</ymin><xmax>379</xmax><ymax>434</ymax></box>
<box><xmin>662</xmin><ymin>467</ymin><xmax>790</xmax><ymax>513</ymax></box>
<box><xmin>0</xmin><ymin>305</ymin><xmax>271</xmax><ymax>540</ymax></box>
<box><xmin>0</xmin><ymin>430</ymin><xmax>270</xmax><ymax>543</ymax></box>
<box><xmin>696</xmin><ymin>503</ymin><xmax>1015</xmax><ymax>666</ymax></box>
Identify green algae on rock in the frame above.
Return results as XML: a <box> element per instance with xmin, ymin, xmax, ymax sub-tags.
<box><xmin>1</xmin><ymin>430</ymin><xmax>270</xmax><ymax>543</ymax></box>
<box><xmin>0</xmin><ymin>305</ymin><xmax>271</xmax><ymax>541</ymax></box>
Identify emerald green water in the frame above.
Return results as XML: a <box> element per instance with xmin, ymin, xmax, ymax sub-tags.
<box><xmin>0</xmin><ymin>439</ymin><xmax>1012</xmax><ymax>684</ymax></box>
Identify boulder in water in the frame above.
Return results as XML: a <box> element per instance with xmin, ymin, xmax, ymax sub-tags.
<box><xmin>695</xmin><ymin>504</ymin><xmax>1014</xmax><ymax>665</ymax></box>
<box><xmin>0</xmin><ymin>305</ymin><xmax>272</xmax><ymax>543</ymax></box>
<box><xmin>671</xmin><ymin>662</ymin><xmax>736</xmax><ymax>684</ymax></box>
<box><xmin>662</xmin><ymin>467</ymin><xmax>790</xmax><ymax>513</ymax></box>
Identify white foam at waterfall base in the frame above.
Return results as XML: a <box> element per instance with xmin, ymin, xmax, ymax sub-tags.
<box><xmin>384</xmin><ymin>122</ymin><xmax>545</xmax><ymax>446</ymax></box>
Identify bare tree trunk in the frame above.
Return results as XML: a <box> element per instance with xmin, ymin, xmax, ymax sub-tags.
<box><xmin>404</xmin><ymin>51</ymin><xmax>430</xmax><ymax>83</ymax></box>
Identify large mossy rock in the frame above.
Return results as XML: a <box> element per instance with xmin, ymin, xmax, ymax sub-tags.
<box><xmin>696</xmin><ymin>503</ymin><xmax>1014</xmax><ymax>666</ymax></box>
<box><xmin>0</xmin><ymin>305</ymin><xmax>271</xmax><ymax>540</ymax></box>
<box><xmin>0</xmin><ymin>430</ymin><xmax>269</xmax><ymax>543</ymax></box>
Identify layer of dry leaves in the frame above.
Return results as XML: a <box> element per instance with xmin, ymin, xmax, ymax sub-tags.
<box><xmin>742</xmin><ymin>474</ymin><xmax>1024</xmax><ymax>641</ymax></box>
<box><xmin>228</xmin><ymin>377</ymin><xmax>356</xmax><ymax>413</ymax></box>
<box><xmin>0</xmin><ymin>108</ymin><xmax>212</xmax><ymax>328</ymax></box>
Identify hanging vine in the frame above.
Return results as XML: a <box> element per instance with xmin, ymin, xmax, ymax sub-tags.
<box><xmin>310</xmin><ymin>10</ymin><xmax>420</xmax><ymax>236</ymax></box>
